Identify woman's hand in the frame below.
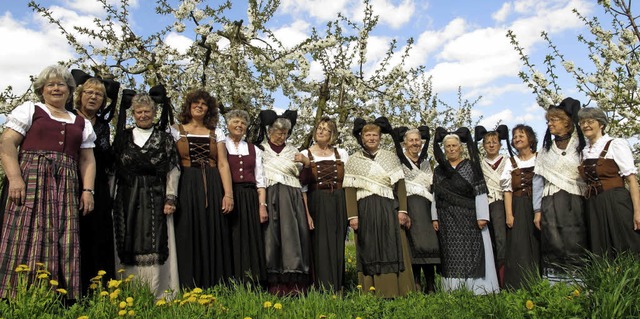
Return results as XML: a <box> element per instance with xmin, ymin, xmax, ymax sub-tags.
<box><xmin>432</xmin><ymin>221</ymin><xmax>439</xmax><ymax>231</ymax></box>
<box><xmin>8</xmin><ymin>177</ymin><xmax>26</xmax><ymax>206</ymax></box>
<box><xmin>634</xmin><ymin>211</ymin><xmax>640</xmax><ymax>231</ymax></box>
<box><xmin>398</xmin><ymin>212</ymin><xmax>411</xmax><ymax>229</ymax></box>
<box><xmin>79</xmin><ymin>191</ymin><xmax>94</xmax><ymax>215</ymax></box>
<box><xmin>307</xmin><ymin>214</ymin><xmax>315</xmax><ymax>230</ymax></box>
<box><xmin>506</xmin><ymin>213</ymin><xmax>514</xmax><ymax>229</ymax></box>
<box><xmin>293</xmin><ymin>153</ymin><xmax>310</xmax><ymax>167</ymax></box>
<box><xmin>221</xmin><ymin>195</ymin><xmax>234</xmax><ymax>214</ymax></box>
<box><xmin>349</xmin><ymin>217</ymin><xmax>359</xmax><ymax>231</ymax></box>
<box><xmin>534</xmin><ymin>212</ymin><xmax>542</xmax><ymax>230</ymax></box>
<box><xmin>259</xmin><ymin>205</ymin><xmax>269</xmax><ymax>223</ymax></box>
<box><xmin>164</xmin><ymin>203</ymin><xmax>176</xmax><ymax>215</ymax></box>
<box><xmin>477</xmin><ymin>219</ymin><xmax>488</xmax><ymax>230</ymax></box>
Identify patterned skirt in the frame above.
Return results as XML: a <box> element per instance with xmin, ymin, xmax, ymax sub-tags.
<box><xmin>0</xmin><ymin>151</ymin><xmax>81</xmax><ymax>299</ymax></box>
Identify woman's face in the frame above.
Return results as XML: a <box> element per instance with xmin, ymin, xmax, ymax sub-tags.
<box><xmin>132</xmin><ymin>103</ymin><xmax>155</xmax><ymax>129</ymax></box>
<box><xmin>190</xmin><ymin>98</ymin><xmax>209</xmax><ymax>121</ymax></box>
<box><xmin>80</xmin><ymin>83</ymin><xmax>105</xmax><ymax>114</ymax></box>
<box><xmin>362</xmin><ymin>129</ymin><xmax>381</xmax><ymax>153</ymax></box>
<box><xmin>482</xmin><ymin>135</ymin><xmax>500</xmax><ymax>157</ymax></box>
<box><xmin>512</xmin><ymin>129</ymin><xmax>530</xmax><ymax>152</ymax></box>
<box><xmin>444</xmin><ymin>138</ymin><xmax>462</xmax><ymax>162</ymax></box>
<box><xmin>227</xmin><ymin>117</ymin><xmax>247</xmax><ymax>140</ymax></box>
<box><xmin>269</xmin><ymin>128</ymin><xmax>288</xmax><ymax>146</ymax></box>
<box><xmin>547</xmin><ymin>114</ymin><xmax>571</xmax><ymax>136</ymax></box>
<box><xmin>579</xmin><ymin>118</ymin><xmax>603</xmax><ymax>141</ymax></box>
<box><xmin>314</xmin><ymin>122</ymin><xmax>333</xmax><ymax>145</ymax></box>
<box><xmin>404</xmin><ymin>132</ymin><xmax>422</xmax><ymax>158</ymax></box>
<box><xmin>43</xmin><ymin>77</ymin><xmax>70</xmax><ymax>108</ymax></box>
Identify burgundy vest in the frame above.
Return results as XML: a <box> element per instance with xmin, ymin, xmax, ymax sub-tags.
<box><xmin>227</xmin><ymin>141</ymin><xmax>257</xmax><ymax>184</ymax></box>
<box><xmin>20</xmin><ymin>105</ymin><xmax>85</xmax><ymax>160</ymax></box>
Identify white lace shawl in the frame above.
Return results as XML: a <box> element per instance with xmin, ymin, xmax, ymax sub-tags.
<box><xmin>343</xmin><ymin>149</ymin><xmax>405</xmax><ymax>201</ymax></box>
<box><xmin>402</xmin><ymin>154</ymin><xmax>433</xmax><ymax>201</ymax></box>
<box><xmin>261</xmin><ymin>142</ymin><xmax>302</xmax><ymax>188</ymax></box>
<box><xmin>534</xmin><ymin>131</ymin><xmax>586</xmax><ymax>196</ymax></box>
<box><xmin>481</xmin><ymin>155</ymin><xmax>506</xmax><ymax>203</ymax></box>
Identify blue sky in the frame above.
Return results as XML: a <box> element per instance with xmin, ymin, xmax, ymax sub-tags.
<box><xmin>0</xmin><ymin>0</ymin><xmax>602</xmax><ymax>142</ymax></box>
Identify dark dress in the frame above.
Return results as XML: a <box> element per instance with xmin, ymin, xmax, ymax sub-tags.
<box><xmin>503</xmin><ymin>157</ymin><xmax>540</xmax><ymax>290</ymax></box>
<box><xmin>226</xmin><ymin>139</ymin><xmax>267</xmax><ymax>284</ymax></box>
<box><xmin>0</xmin><ymin>104</ymin><xmax>89</xmax><ymax>299</ymax></box>
<box><xmin>579</xmin><ymin>139</ymin><xmax>640</xmax><ymax>256</ymax></box>
<box><xmin>304</xmin><ymin>149</ymin><xmax>348</xmax><ymax>291</ymax></box>
<box><xmin>174</xmin><ymin>126</ymin><xmax>232</xmax><ymax>289</ymax></box>
<box><xmin>79</xmin><ymin>119</ymin><xmax>116</xmax><ymax>292</ymax></box>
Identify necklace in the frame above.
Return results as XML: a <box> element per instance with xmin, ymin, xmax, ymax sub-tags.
<box><xmin>45</xmin><ymin>105</ymin><xmax>68</xmax><ymax>117</ymax></box>
<box><xmin>555</xmin><ymin>133</ymin><xmax>571</xmax><ymax>142</ymax></box>
<box><xmin>77</xmin><ymin>109</ymin><xmax>96</xmax><ymax>122</ymax></box>
<box><xmin>315</xmin><ymin>145</ymin><xmax>332</xmax><ymax>156</ymax></box>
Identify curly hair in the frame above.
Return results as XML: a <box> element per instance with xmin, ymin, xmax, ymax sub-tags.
<box><xmin>177</xmin><ymin>89</ymin><xmax>219</xmax><ymax>130</ymax></box>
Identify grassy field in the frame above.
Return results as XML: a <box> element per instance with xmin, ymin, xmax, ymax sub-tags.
<box><xmin>1</xmin><ymin>245</ymin><xmax>639</xmax><ymax>318</ymax></box>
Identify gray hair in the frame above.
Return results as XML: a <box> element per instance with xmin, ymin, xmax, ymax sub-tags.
<box><xmin>578</xmin><ymin>107</ymin><xmax>608</xmax><ymax>128</ymax></box>
<box><xmin>269</xmin><ymin>117</ymin><xmax>292</xmax><ymax>133</ymax></box>
<box><xmin>225</xmin><ymin>109</ymin><xmax>250</xmax><ymax>124</ymax></box>
<box><xmin>33</xmin><ymin>65</ymin><xmax>76</xmax><ymax>103</ymax></box>
<box><xmin>443</xmin><ymin>134</ymin><xmax>461</xmax><ymax>146</ymax></box>
<box><xmin>403</xmin><ymin>128</ymin><xmax>421</xmax><ymax>144</ymax></box>
<box><xmin>131</xmin><ymin>93</ymin><xmax>157</xmax><ymax>113</ymax></box>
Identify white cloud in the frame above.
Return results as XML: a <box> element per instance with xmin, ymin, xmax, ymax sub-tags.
<box><xmin>271</xmin><ymin>20</ymin><xmax>310</xmax><ymax>48</ymax></box>
<box><xmin>63</xmin><ymin>0</ymin><xmax>140</xmax><ymax>15</ymax></box>
<box><xmin>164</xmin><ymin>32</ymin><xmax>192</xmax><ymax>55</ymax></box>
<box><xmin>279</xmin><ymin>0</ymin><xmax>349</xmax><ymax>21</ymax></box>
<box><xmin>478</xmin><ymin>109</ymin><xmax>514</xmax><ymax>127</ymax></box>
<box><xmin>353</xmin><ymin>0</ymin><xmax>415</xmax><ymax>29</ymax></box>
<box><xmin>492</xmin><ymin>2</ymin><xmax>512</xmax><ymax>23</ymax></box>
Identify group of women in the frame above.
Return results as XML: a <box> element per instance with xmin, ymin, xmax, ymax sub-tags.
<box><xmin>0</xmin><ymin>66</ymin><xmax>638</xmax><ymax>301</ymax></box>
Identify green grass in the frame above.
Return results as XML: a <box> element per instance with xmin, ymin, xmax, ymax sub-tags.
<box><xmin>1</xmin><ymin>249</ymin><xmax>639</xmax><ymax>318</ymax></box>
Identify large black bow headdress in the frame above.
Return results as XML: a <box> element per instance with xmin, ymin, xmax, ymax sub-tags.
<box><xmin>474</xmin><ymin>124</ymin><xmax>513</xmax><ymax>157</ymax></box>
<box><xmin>542</xmin><ymin>97</ymin><xmax>585</xmax><ymax>153</ymax></box>
<box><xmin>433</xmin><ymin>126</ymin><xmax>483</xmax><ymax>178</ymax></box>
<box><xmin>392</xmin><ymin>125</ymin><xmax>430</xmax><ymax>169</ymax></box>
<box><xmin>69</xmin><ymin>69</ymin><xmax>121</xmax><ymax>123</ymax></box>
<box><xmin>352</xmin><ymin>117</ymin><xmax>393</xmax><ymax>149</ymax></box>
<box><xmin>252</xmin><ymin>109</ymin><xmax>298</xmax><ymax>145</ymax></box>
<box><xmin>149</xmin><ymin>84</ymin><xmax>175</xmax><ymax>131</ymax></box>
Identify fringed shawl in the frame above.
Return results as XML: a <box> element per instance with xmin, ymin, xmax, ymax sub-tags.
<box><xmin>481</xmin><ymin>155</ymin><xmax>506</xmax><ymax>203</ymax></box>
<box><xmin>262</xmin><ymin>142</ymin><xmax>302</xmax><ymax>188</ymax></box>
<box><xmin>403</xmin><ymin>154</ymin><xmax>433</xmax><ymax>201</ymax></box>
<box><xmin>344</xmin><ymin>149</ymin><xmax>404</xmax><ymax>201</ymax></box>
<box><xmin>534</xmin><ymin>131</ymin><xmax>586</xmax><ymax>196</ymax></box>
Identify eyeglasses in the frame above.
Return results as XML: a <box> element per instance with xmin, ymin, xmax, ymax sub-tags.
<box><xmin>578</xmin><ymin>119</ymin><xmax>598</xmax><ymax>126</ymax></box>
<box><xmin>271</xmin><ymin>131</ymin><xmax>288</xmax><ymax>138</ymax></box>
<box><xmin>45</xmin><ymin>82</ymin><xmax>67</xmax><ymax>88</ymax></box>
<box><xmin>546</xmin><ymin>117</ymin><xmax>562</xmax><ymax>124</ymax></box>
<box><xmin>83</xmin><ymin>90</ymin><xmax>105</xmax><ymax>98</ymax></box>
<box><xmin>316</xmin><ymin>127</ymin><xmax>332</xmax><ymax>133</ymax></box>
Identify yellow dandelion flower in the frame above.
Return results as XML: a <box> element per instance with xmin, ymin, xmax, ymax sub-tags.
<box><xmin>126</xmin><ymin>274</ymin><xmax>134</xmax><ymax>280</ymax></box>
<box><xmin>156</xmin><ymin>299</ymin><xmax>167</xmax><ymax>306</ymax></box>
<box><xmin>126</xmin><ymin>297</ymin><xmax>134</xmax><ymax>306</ymax></box>
<box><xmin>56</xmin><ymin>288</ymin><xmax>67</xmax><ymax>295</ymax></box>
<box><xmin>110</xmin><ymin>289</ymin><xmax>121</xmax><ymax>299</ymax></box>
<box><xmin>127</xmin><ymin>310</ymin><xmax>135</xmax><ymax>316</ymax></box>
<box><xmin>356</xmin><ymin>317</ymin><xmax>362</xmax><ymax>319</ymax></box>
<box><xmin>320</xmin><ymin>315</ymin><xmax>327</xmax><ymax>318</ymax></box>
<box><xmin>99</xmin><ymin>291</ymin><xmax>109</xmax><ymax>297</ymax></box>
<box><xmin>35</xmin><ymin>262</ymin><xmax>45</xmax><ymax>267</ymax></box>
<box><xmin>525</xmin><ymin>300</ymin><xmax>534</xmax><ymax>310</ymax></box>
<box><xmin>356</xmin><ymin>285</ymin><xmax>362</xmax><ymax>290</ymax></box>
<box><xmin>244</xmin><ymin>317</ymin><xmax>252</xmax><ymax>319</ymax></box>
<box><xmin>263</xmin><ymin>301</ymin><xmax>272</xmax><ymax>308</ymax></box>
<box><xmin>198</xmin><ymin>299</ymin><xmax>209</xmax><ymax>305</ymax></box>
<box><xmin>18</xmin><ymin>264</ymin><xmax>28</xmax><ymax>269</ymax></box>
<box><xmin>37</xmin><ymin>273</ymin><xmax>49</xmax><ymax>279</ymax></box>
<box><xmin>192</xmin><ymin>287</ymin><xmax>203</xmax><ymax>294</ymax></box>
<box><xmin>274</xmin><ymin>303</ymin><xmax>283</xmax><ymax>310</ymax></box>
<box><xmin>332</xmin><ymin>295</ymin><xmax>337</xmax><ymax>299</ymax></box>
<box><xmin>77</xmin><ymin>316</ymin><xmax>89</xmax><ymax>319</ymax></box>
<box><xmin>108</xmin><ymin>279</ymin><xmax>122</xmax><ymax>288</ymax></box>
<box><xmin>97</xmin><ymin>270</ymin><xmax>107</xmax><ymax>276</ymax></box>
<box><xmin>118</xmin><ymin>310</ymin><xmax>126</xmax><ymax>316</ymax></box>
<box><xmin>369</xmin><ymin>286</ymin><xmax>375</xmax><ymax>291</ymax></box>
<box><xmin>89</xmin><ymin>283</ymin><xmax>97</xmax><ymax>290</ymax></box>
<box><xmin>117</xmin><ymin>268</ymin><xmax>126</xmax><ymax>273</ymax></box>
<box><xmin>187</xmin><ymin>296</ymin><xmax>197</xmax><ymax>303</ymax></box>
<box><xmin>91</xmin><ymin>275</ymin><xmax>102</xmax><ymax>282</ymax></box>
<box><xmin>119</xmin><ymin>301</ymin><xmax>127</xmax><ymax>309</ymax></box>
<box><xmin>572</xmin><ymin>289</ymin><xmax>580</xmax><ymax>297</ymax></box>
<box><xmin>50</xmin><ymin>279</ymin><xmax>59</xmax><ymax>286</ymax></box>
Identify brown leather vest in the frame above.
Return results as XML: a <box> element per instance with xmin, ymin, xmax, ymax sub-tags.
<box><xmin>175</xmin><ymin>124</ymin><xmax>217</xmax><ymax>168</ymax></box>
<box><xmin>510</xmin><ymin>156</ymin><xmax>535</xmax><ymax>198</ymax></box>
<box><xmin>308</xmin><ymin>148</ymin><xmax>344</xmax><ymax>191</ymax></box>
<box><xmin>579</xmin><ymin>140</ymin><xmax>625</xmax><ymax>198</ymax></box>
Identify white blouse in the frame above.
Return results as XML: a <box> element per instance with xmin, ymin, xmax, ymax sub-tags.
<box><xmin>5</xmin><ymin>101</ymin><xmax>96</xmax><ymax>148</ymax></box>
<box><xmin>500</xmin><ymin>155</ymin><xmax>536</xmax><ymax>192</ymax></box>
<box><xmin>223</xmin><ymin>136</ymin><xmax>266</xmax><ymax>188</ymax></box>
<box><xmin>300</xmin><ymin>148</ymin><xmax>350</xmax><ymax>192</ymax></box>
<box><xmin>582</xmin><ymin>134</ymin><xmax>637</xmax><ymax>177</ymax></box>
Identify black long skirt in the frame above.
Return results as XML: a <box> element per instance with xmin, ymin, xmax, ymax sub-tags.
<box><xmin>406</xmin><ymin>195</ymin><xmax>440</xmax><ymax>264</ymax></box>
<box><xmin>488</xmin><ymin>200</ymin><xmax>506</xmax><ymax>266</ymax></box>
<box><xmin>586</xmin><ymin>187</ymin><xmax>640</xmax><ymax>256</ymax></box>
<box><xmin>80</xmin><ymin>171</ymin><xmax>115</xmax><ymax>292</ymax></box>
<box><xmin>307</xmin><ymin>188</ymin><xmax>347</xmax><ymax>291</ymax></box>
<box><xmin>264</xmin><ymin>184</ymin><xmax>311</xmax><ymax>285</ymax></box>
<box><xmin>540</xmin><ymin>190</ymin><xmax>587</xmax><ymax>274</ymax></box>
<box><xmin>175</xmin><ymin>166</ymin><xmax>233</xmax><ymax>289</ymax></box>
<box><xmin>228</xmin><ymin>183</ymin><xmax>267</xmax><ymax>284</ymax></box>
<box><xmin>504</xmin><ymin>196</ymin><xmax>540</xmax><ymax>290</ymax></box>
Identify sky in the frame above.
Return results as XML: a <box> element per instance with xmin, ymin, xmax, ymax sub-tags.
<box><xmin>0</xmin><ymin>0</ymin><xmax>602</xmax><ymax>143</ymax></box>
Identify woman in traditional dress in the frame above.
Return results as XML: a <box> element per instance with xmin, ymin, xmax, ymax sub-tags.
<box><xmin>171</xmin><ymin>89</ymin><xmax>234</xmax><ymax>289</ymax></box>
<box><xmin>112</xmin><ymin>92</ymin><xmax>180</xmax><ymax>298</ymax></box>
<box><xmin>392</xmin><ymin>126</ymin><xmax>440</xmax><ymax>293</ymax></box>
<box><xmin>344</xmin><ymin>117</ymin><xmax>415</xmax><ymax>298</ymax></box>
<box><xmin>223</xmin><ymin>109</ymin><xmax>267</xmax><ymax>285</ymax></box>
<box><xmin>254</xmin><ymin>110</ymin><xmax>312</xmax><ymax>296</ymax></box>
<box><xmin>74</xmin><ymin>76</ymin><xmax>118</xmax><ymax>292</ymax></box>
<box><xmin>533</xmin><ymin>97</ymin><xmax>587</xmax><ymax>282</ymax></box>
<box><xmin>501</xmin><ymin>124</ymin><xmax>541</xmax><ymax>290</ymax></box>
<box><xmin>577</xmin><ymin>107</ymin><xmax>640</xmax><ymax>256</ymax></box>
<box><xmin>431</xmin><ymin>127</ymin><xmax>499</xmax><ymax>295</ymax></box>
<box><xmin>475</xmin><ymin>125</ymin><xmax>509</xmax><ymax>288</ymax></box>
<box><xmin>0</xmin><ymin>65</ymin><xmax>96</xmax><ymax>300</ymax></box>
<box><xmin>300</xmin><ymin>117</ymin><xmax>349</xmax><ymax>292</ymax></box>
